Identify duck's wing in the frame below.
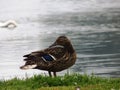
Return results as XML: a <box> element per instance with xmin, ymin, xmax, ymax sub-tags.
<box><xmin>23</xmin><ymin>45</ymin><xmax>67</xmax><ymax>62</ymax></box>
<box><xmin>23</xmin><ymin>50</ymin><xmax>46</xmax><ymax>61</ymax></box>
<box><xmin>43</xmin><ymin>45</ymin><xmax>67</xmax><ymax>62</ymax></box>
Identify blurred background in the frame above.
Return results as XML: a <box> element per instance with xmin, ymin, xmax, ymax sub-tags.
<box><xmin>0</xmin><ymin>0</ymin><xmax>120</xmax><ymax>79</ymax></box>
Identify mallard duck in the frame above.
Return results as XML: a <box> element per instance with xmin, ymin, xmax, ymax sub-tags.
<box><xmin>20</xmin><ymin>36</ymin><xmax>76</xmax><ymax>77</ymax></box>
<box><xmin>0</xmin><ymin>20</ymin><xmax>17</xmax><ymax>28</ymax></box>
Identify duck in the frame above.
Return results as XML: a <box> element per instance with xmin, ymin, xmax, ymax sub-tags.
<box><xmin>20</xmin><ymin>36</ymin><xmax>76</xmax><ymax>77</ymax></box>
<box><xmin>0</xmin><ymin>20</ymin><xmax>17</xmax><ymax>28</ymax></box>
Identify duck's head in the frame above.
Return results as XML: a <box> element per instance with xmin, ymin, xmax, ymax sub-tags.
<box><xmin>55</xmin><ymin>36</ymin><xmax>71</xmax><ymax>46</ymax></box>
<box><xmin>52</xmin><ymin>36</ymin><xmax>75</xmax><ymax>53</ymax></box>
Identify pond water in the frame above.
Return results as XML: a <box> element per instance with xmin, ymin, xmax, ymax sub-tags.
<box><xmin>0</xmin><ymin>0</ymin><xmax>120</xmax><ymax>79</ymax></box>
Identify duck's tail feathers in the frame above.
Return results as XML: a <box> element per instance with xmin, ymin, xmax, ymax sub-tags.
<box><xmin>23</xmin><ymin>54</ymin><xmax>30</xmax><ymax>57</ymax></box>
<box><xmin>23</xmin><ymin>55</ymin><xmax>35</xmax><ymax>61</ymax></box>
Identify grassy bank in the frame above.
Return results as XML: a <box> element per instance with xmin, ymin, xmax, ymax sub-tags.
<box><xmin>0</xmin><ymin>74</ymin><xmax>120</xmax><ymax>90</ymax></box>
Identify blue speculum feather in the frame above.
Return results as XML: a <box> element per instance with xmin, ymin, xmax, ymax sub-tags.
<box><xmin>42</xmin><ymin>54</ymin><xmax>55</xmax><ymax>61</ymax></box>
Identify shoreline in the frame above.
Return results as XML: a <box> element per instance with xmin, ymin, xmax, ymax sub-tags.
<box><xmin>0</xmin><ymin>74</ymin><xmax>120</xmax><ymax>90</ymax></box>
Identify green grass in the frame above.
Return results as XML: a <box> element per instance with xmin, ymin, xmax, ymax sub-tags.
<box><xmin>0</xmin><ymin>74</ymin><xmax>120</xmax><ymax>90</ymax></box>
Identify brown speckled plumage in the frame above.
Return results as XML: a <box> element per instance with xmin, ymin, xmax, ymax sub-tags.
<box><xmin>20</xmin><ymin>36</ymin><xmax>76</xmax><ymax>77</ymax></box>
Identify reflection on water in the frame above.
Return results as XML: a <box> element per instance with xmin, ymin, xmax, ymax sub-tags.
<box><xmin>72</xmin><ymin>31</ymin><xmax>120</xmax><ymax>77</ymax></box>
<box><xmin>0</xmin><ymin>0</ymin><xmax>120</xmax><ymax>79</ymax></box>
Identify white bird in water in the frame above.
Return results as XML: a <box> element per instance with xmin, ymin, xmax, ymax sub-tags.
<box><xmin>0</xmin><ymin>20</ymin><xmax>17</xmax><ymax>28</ymax></box>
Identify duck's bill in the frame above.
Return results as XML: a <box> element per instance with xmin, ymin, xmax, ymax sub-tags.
<box><xmin>20</xmin><ymin>64</ymin><xmax>37</xmax><ymax>70</ymax></box>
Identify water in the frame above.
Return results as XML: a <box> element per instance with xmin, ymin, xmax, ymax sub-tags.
<box><xmin>0</xmin><ymin>0</ymin><xmax>120</xmax><ymax>79</ymax></box>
